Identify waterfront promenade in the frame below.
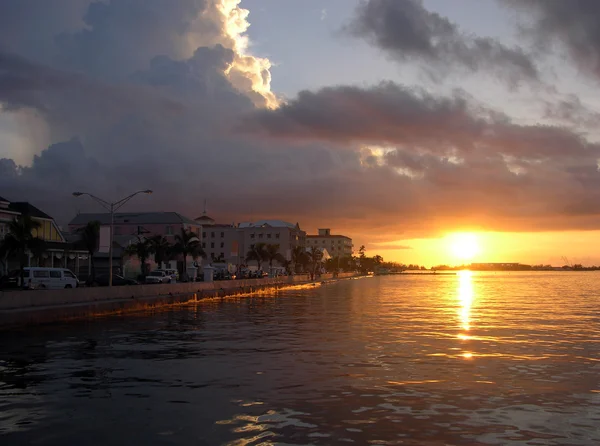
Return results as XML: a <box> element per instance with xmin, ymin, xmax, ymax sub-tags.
<box><xmin>0</xmin><ymin>273</ymin><xmax>358</xmax><ymax>327</ymax></box>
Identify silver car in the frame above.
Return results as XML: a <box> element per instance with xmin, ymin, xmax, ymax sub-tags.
<box><xmin>145</xmin><ymin>270</ymin><xmax>171</xmax><ymax>284</ymax></box>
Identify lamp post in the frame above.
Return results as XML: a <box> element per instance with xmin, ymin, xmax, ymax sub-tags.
<box><xmin>73</xmin><ymin>190</ymin><xmax>152</xmax><ymax>286</ymax></box>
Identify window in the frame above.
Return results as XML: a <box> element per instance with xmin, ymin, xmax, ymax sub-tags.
<box><xmin>220</xmin><ymin>253</ymin><xmax>225</xmax><ymax>259</ymax></box>
<box><xmin>220</xmin><ymin>242</ymin><xmax>224</xmax><ymax>248</ymax></box>
<box><xmin>251</xmin><ymin>233</ymin><xmax>255</xmax><ymax>239</ymax></box>
<box><xmin>50</xmin><ymin>270</ymin><xmax>61</xmax><ymax>278</ymax></box>
<box><xmin>322</xmin><ymin>240</ymin><xmax>325</xmax><ymax>244</ymax></box>
<box><xmin>166</xmin><ymin>225</ymin><xmax>173</xmax><ymax>235</ymax></box>
<box><xmin>275</xmin><ymin>233</ymin><xmax>280</xmax><ymax>239</ymax></box>
<box><xmin>202</xmin><ymin>232</ymin><xmax>206</xmax><ymax>238</ymax></box>
<box><xmin>202</xmin><ymin>242</ymin><xmax>206</xmax><ymax>248</ymax></box>
<box><xmin>33</xmin><ymin>270</ymin><xmax>49</xmax><ymax>278</ymax></box>
<box><xmin>211</xmin><ymin>242</ymin><xmax>215</xmax><ymax>248</ymax></box>
<box><xmin>211</xmin><ymin>232</ymin><xmax>215</xmax><ymax>238</ymax></box>
<box><xmin>64</xmin><ymin>270</ymin><xmax>76</xmax><ymax>279</ymax></box>
<box><xmin>267</xmin><ymin>234</ymin><xmax>272</xmax><ymax>239</ymax></box>
<box><xmin>259</xmin><ymin>234</ymin><xmax>263</xmax><ymax>239</ymax></box>
<box><xmin>220</xmin><ymin>232</ymin><xmax>224</xmax><ymax>238</ymax></box>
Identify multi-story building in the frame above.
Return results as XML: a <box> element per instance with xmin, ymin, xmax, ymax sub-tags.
<box><xmin>238</xmin><ymin>220</ymin><xmax>306</xmax><ymax>266</ymax></box>
<box><xmin>306</xmin><ymin>228</ymin><xmax>353</xmax><ymax>257</ymax></box>
<box><xmin>68</xmin><ymin>212</ymin><xmax>203</xmax><ymax>277</ymax></box>
<box><xmin>195</xmin><ymin>214</ymin><xmax>306</xmax><ymax>270</ymax></box>
<box><xmin>0</xmin><ymin>196</ymin><xmax>20</xmax><ymax>240</ymax></box>
<box><xmin>68</xmin><ymin>212</ymin><xmax>202</xmax><ymax>239</ymax></box>
<box><xmin>0</xmin><ymin>196</ymin><xmax>88</xmax><ymax>275</ymax></box>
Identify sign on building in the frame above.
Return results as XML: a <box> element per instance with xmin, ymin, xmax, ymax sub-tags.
<box><xmin>98</xmin><ymin>226</ymin><xmax>111</xmax><ymax>253</ymax></box>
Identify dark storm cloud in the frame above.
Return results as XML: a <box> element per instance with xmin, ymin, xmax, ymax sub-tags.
<box><xmin>347</xmin><ymin>0</ymin><xmax>539</xmax><ymax>84</ymax></box>
<box><xmin>243</xmin><ymin>82</ymin><xmax>595</xmax><ymax>162</ymax></box>
<box><xmin>242</xmin><ymin>81</ymin><xmax>600</xmax><ymax>233</ymax></box>
<box><xmin>499</xmin><ymin>0</ymin><xmax>600</xmax><ymax>79</ymax></box>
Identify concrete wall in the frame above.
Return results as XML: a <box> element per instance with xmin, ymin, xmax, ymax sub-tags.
<box><xmin>0</xmin><ymin>273</ymin><xmax>358</xmax><ymax>312</ymax></box>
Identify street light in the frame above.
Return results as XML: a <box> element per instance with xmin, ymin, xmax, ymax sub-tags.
<box><xmin>73</xmin><ymin>189</ymin><xmax>153</xmax><ymax>286</ymax></box>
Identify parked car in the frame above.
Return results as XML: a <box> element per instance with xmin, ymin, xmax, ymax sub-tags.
<box><xmin>88</xmin><ymin>274</ymin><xmax>138</xmax><ymax>287</ymax></box>
<box><xmin>160</xmin><ymin>269</ymin><xmax>179</xmax><ymax>282</ymax></box>
<box><xmin>0</xmin><ymin>270</ymin><xmax>20</xmax><ymax>289</ymax></box>
<box><xmin>145</xmin><ymin>270</ymin><xmax>171</xmax><ymax>284</ymax></box>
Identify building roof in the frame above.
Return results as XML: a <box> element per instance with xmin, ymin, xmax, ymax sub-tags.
<box><xmin>239</xmin><ymin>220</ymin><xmax>298</xmax><ymax>229</ymax></box>
<box><xmin>195</xmin><ymin>214</ymin><xmax>216</xmax><ymax>225</ymax></box>
<box><xmin>307</xmin><ymin>234</ymin><xmax>351</xmax><ymax>240</ymax></box>
<box><xmin>0</xmin><ymin>195</ymin><xmax>9</xmax><ymax>204</ymax></box>
<box><xmin>8</xmin><ymin>202</ymin><xmax>54</xmax><ymax>220</ymax></box>
<box><xmin>68</xmin><ymin>212</ymin><xmax>199</xmax><ymax>226</ymax></box>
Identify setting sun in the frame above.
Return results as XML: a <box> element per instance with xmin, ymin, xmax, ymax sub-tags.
<box><xmin>447</xmin><ymin>233</ymin><xmax>480</xmax><ymax>261</ymax></box>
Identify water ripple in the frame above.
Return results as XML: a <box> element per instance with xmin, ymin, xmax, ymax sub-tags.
<box><xmin>0</xmin><ymin>272</ymin><xmax>599</xmax><ymax>444</ymax></box>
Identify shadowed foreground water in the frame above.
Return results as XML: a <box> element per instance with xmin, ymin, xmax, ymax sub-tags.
<box><xmin>1</xmin><ymin>273</ymin><xmax>599</xmax><ymax>445</ymax></box>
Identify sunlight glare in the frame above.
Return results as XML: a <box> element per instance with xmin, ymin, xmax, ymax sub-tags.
<box><xmin>448</xmin><ymin>232</ymin><xmax>480</xmax><ymax>261</ymax></box>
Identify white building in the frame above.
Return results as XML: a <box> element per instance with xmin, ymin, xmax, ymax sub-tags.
<box><xmin>306</xmin><ymin>228</ymin><xmax>353</xmax><ymax>258</ymax></box>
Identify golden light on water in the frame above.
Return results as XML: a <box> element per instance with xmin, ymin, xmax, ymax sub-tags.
<box><xmin>457</xmin><ymin>270</ymin><xmax>475</xmax><ymax>360</ymax></box>
<box><xmin>458</xmin><ymin>270</ymin><xmax>474</xmax><ymax>332</ymax></box>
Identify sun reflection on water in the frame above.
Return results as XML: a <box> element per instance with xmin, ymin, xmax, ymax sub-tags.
<box><xmin>457</xmin><ymin>270</ymin><xmax>473</xmax><ymax>333</ymax></box>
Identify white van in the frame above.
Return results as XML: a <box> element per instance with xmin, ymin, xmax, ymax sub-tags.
<box><xmin>22</xmin><ymin>267</ymin><xmax>79</xmax><ymax>290</ymax></box>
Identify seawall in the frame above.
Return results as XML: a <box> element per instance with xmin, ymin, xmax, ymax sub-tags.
<box><xmin>0</xmin><ymin>273</ymin><xmax>358</xmax><ymax>328</ymax></box>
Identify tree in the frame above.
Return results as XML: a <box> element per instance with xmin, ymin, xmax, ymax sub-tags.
<box><xmin>2</xmin><ymin>215</ymin><xmax>44</xmax><ymax>286</ymax></box>
<box><xmin>125</xmin><ymin>237</ymin><xmax>153</xmax><ymax>277</ymax></box>
<box><xmin>246</xmin><ymin>242</ymin><xmax>267</xmax><ymax>271</ymax></box>
<box><xmin>77</xmin><ymin>220</ymin><xmax>100</xmax><ymax>280</ymax></box>
<box><xmin>291</xmin><ymin>245</ymin><xmax>309</xmax><ymax>273</ymax></box>
<box><xmin>173</xmin><ymin>228</ymin><xmax>205</xmax><ymax>280</ymax></box>
<box><xmin>265</xmin><ymin>244</ymin><xmax>285</xmax><ymax>271</ymax></box>
<box><xmin>149</xmin><ymin>235</ymin><xmax>172</xmax><ymax>268</ymax></box>
<box><xmin>308</xmin><ymin>246</ymin><xmax>324</xmax><ymax>279</ymax></box>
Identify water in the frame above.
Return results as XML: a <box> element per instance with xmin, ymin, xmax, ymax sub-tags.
<box><xmin>1</xmin><ymin>273</ymin><xmax>599</xmax><ymax>445</ymax></box>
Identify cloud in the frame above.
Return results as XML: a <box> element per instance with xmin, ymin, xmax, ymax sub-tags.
<box><xmin>2</xmin><ymin>0</ymin><xmax>600</xmax><ymax>249</ymax></box>
<box><xmin>242</xmin><ymin>81</ymin><xmax>600</xmax><ymax>234</ymax></box>
<box><xmin>543</xmin><ymin>94</ymin><xmax>600</xmax><ymax>129</ymax></box>
<box><xmin>347</xmin><ymin>0</ymin><xmax>539</xmax><ymax>85</ymax></box>
<box><xmin>499</xmin><ymin>0</ymin><xmax>600</xmax><ymax>80</ymax></box>
<box><xmin>369</xmin><ymin>244</ymin><xmax>413</xmax><ymax>251</ymax></box>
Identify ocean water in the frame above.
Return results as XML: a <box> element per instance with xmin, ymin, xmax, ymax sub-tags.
<box><xmin>1</xmin><ymin>272</ymin><xmax>599</xmax><ymax>445</ymax></box>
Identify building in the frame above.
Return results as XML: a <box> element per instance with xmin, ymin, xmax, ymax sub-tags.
<box><xmin>68</xmin><ymin>212</ymin><xmax>202</xmax><ymax>239</ymax></box>
<box><xmin>68</xmin><ymin>212</ymin><xmax>203</xmax><ymax>277</ymax></box>
<box><xmin>0</xmin><ymin>196</ymin><xmax>88</xmax><ymax>275</ymax></box>
<box><xmin>306</xmin><ymin>228</ymin><xmax>353</xmax><ymax>257</ymax></box>
<box><xmin>194</xmin><ymin>214</ymin><xmax>306</xmax><ymax>271</ymax></box>
<box><xmin>238</xmin><ymin>220</ymin><xmax>306</xmax><ymax>267</ymax></box>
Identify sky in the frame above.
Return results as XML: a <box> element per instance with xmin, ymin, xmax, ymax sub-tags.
<box><xmin>3</xmin><ymin>0</ymin><xmax>600</xmax><ymax>267</ymax></box>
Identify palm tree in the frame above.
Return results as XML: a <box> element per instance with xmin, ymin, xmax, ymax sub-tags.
<box><xmin>246</xmin><ymin>242</ymin><xmax>267</xmax><ymax>271</ymax></box>
<box><xmin>265</xmin><ymin>244</ymin><xmax>285</xmax><ymax>272</ymax></box>
<box><xmin>149</xmin><ymin>235</ymin><xmax>172</xmax><ymax>269</ymax></box>
<box><xmin>308</xmin><ymin>246</ymin><xmax>324</xmax><ymax>279</ymax></box>
<box><xmin>173</xmin><ymin>228</ymin><xmax>205</xmax><ymax>281</ymax></box>
<box><xmin>125</xmin><ymin>237</ymin><xmax>153</xmax><ymax>277</ymax></box>
<box><xmin>291</xmin><ymin>245</ymin><xmax>308</xmax><ymax>273</ymax></box>
<box><xmin>2</xmin><ymin>215</ymin><xmax>43</xmax><ymax>286</ymax></box>
<box><xmin>77</xmin><ymin>220</ymin><xmax>100</xmax><ymax>280</ymax></box>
